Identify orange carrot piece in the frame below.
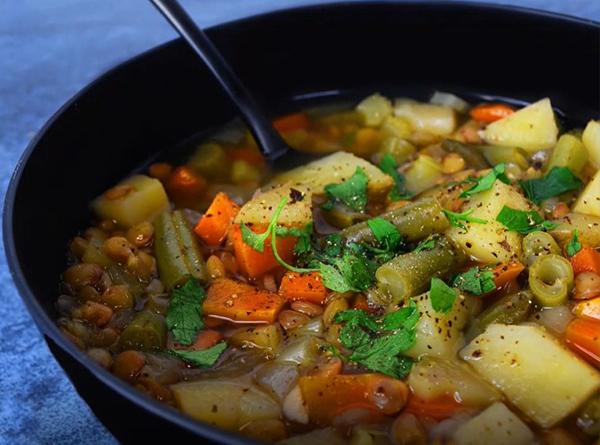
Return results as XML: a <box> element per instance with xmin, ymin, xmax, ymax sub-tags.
<box><xmin>228</xmin><ymin>147</ymin><xmax>265</xmax><ymax>167</ymax></box>
<box><xmin>194</xmin><ymin>192</ymin><xmax>240</xmax><ymax>246</ymax></box>
<box><xmin>492</xmin><ymin>262</ymin><xmax>525</xmax><ymax>289</ymax></box>
<box><xmin>405</xmin><ymin>395</ymin><xmax>465</xmax><ymax>420</ymax></box>
<box><xmin>190</xmin><ymin>329</ymin><xmax>223</xmax><ymax>350</ymax></box>
<box><xmin>203</xmin><ymin>278</ymin><xmax>286</xmax><ymax>323</ymax></box>
<box><xmin>279</xmin><ymin>271</ymin><xmax>328</xmax><ymax>304</ymax></box>
<box><xmin>566</xmin><ymin>318</ymin><xmax>600</xmax><ymax>367</ymax></box>
<box><xmin>229</xmin><ymin>224</ymin><xmax>296</xmax><ymax>278</ymax></box>
<box><xmin>470</xmin><ymin>103</ymin><xmax>515</xmax><ymax>123</ymax></box>
<box><xmin>203</xmin><ymin>316</ymin><xmax>225</xmax><ymax>328</ymax></box>
<box><xmin>148</xmin><ymin>162</ymin><xmax>173</xmax><ymax>182</ymax></box>
<box><xmin>571</xmin><ymin>248</ymin><xmax>600</xmax><ymax>275</ymax></box>
<box><xmin>273</xmin><ymin>112</ymin><xmax>310</xmax><ymax>133</ymax></box>
<box><xmin>573</xmin><ymin>297</ymin><xmax>600</xmax><ymax>322</ymax></box>
<box><xmin>298</xmin><ymin>374</ymin><xmax>408</xmax><ymax>425</ymax></box>
<box><xmin>353</xmin><ymin>294</ymin><xmax>370</xmax><ymax>312</ymax></box>
<box><xmin>166</xmin><ymin>166</ymin><xmax>207</xmax><ymax>208</ymax></box>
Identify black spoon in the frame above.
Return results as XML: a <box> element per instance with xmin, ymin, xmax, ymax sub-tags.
<box><xmin>150</xmin><ymin>0</ymin><xmax>309</xmax><ymax>165</ymax></box>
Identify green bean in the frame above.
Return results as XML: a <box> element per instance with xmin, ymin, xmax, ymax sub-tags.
<box><xmin>471</xmin><ymin>290</ymin><xmax>533</xmax><ymax>337</ymax></box>
<box><xmin>118</xmin><ymin>311</ymin><xmax>166</xmax><ymax>351</ymax></box>
<box><xmin>154</xmin><ymin>210</ymin><xmax>208</xmax><ymax>290</ymax></box>
<box><xmin>550</xmin><ymin>213</ymin><xmax>600</xmax><ymax>248</ymax></box>
<box><xmin>404</xmin><ymin>155</ymin><xmax>443</xmax><ymax>195</ymax></box>
<box><xmin>529</xmin><ymin>254</ymin><xmax>574</xmax><ymax>307</ymax></box>
<box><xmin>546</xmin><ymin>134</ymin><xmax>588</xmax><ymax>174</ymax></box>
<box><xmin>577</xmin><ymin>392</ymin><xmax>600</xmax><ymax>437</ymax></box>
<box><xmin>478</xmin><ymin>145</ymin><xmax>529</xmax><ymax>169</ymax></box>
<box><xmin>441</xmin><ymin>140</ymin><xmax>489</xmax><ymax>170</ymax></box>
<box><xmin>187</xmin><ymin>142</ymin><xmax>229</xmax><ymax>180</ymax></box>
<box><xmin>375</xmin><ymin>235</ymin><xmax>465</xmax><ymax>306</ymax></box>
<box><xmin>522</xmin><ymin>231</ymin><xmax>561</xmax><ymax>266</ymax></box>
<box><xmin>321</xmin><ymin>203</ymin><xmax>369</xmax><ymax>229</ymax></box>
<box><xmin>341</xmin><ymin>198</ymin><xmax>449</xmax><ymax>243</ymax></box>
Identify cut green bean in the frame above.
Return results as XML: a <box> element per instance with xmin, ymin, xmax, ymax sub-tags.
<box><xmin>321</xmin><ymin>203</ymin><xmax>369</xmax><ymax>229</ymax></box>
<box><xmin>472</xmin><ymin>290</ymin><xmax>533</xmax><ymax>337</ymax></box>
<box><xmin>154</xmin><ymin>211</ymin><xmax>208</xmax><ymax>290</ymax></box>
<box><xmin>375</xmin><ymin>235</ymin><xmax>465</xmax><ymax>306</ymax></box>
<box><xmin>478</xmin><ymin>145</ymin><xmax>529</xmax><ymax>169</ymax></box>
<box><xmin>341</xmin><ymin>198</ymin><xmax>449</xmax><ymax>243</ymax></box>
<box><xmin>546</xmin><ymin>134</ymin><xmax>588</xmax><ymax>174</ymax></box>
<box><xmin>442</xmin><ymin>140</ymin><xmax>489</xmax><ymax>170</ymax></box>
<box><xmin>118</xmin><ymin>310</ymin><xmax>167</xmax><ymax>351</ymax></box>
<box><xmin>529</xmin><ymin>254</ymin><xmax>574</xmax><ymax>307</ymax></box>
<box><xmin>522</xmin><ymin>231</ymin><xmax>561</xmax><ymax>266</ymax></box>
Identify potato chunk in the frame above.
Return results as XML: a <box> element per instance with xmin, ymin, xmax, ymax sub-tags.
<box><xmin>483</xmin><ymin>98</ymin><xmax>558</xmax><ymax>151</ymax></box>
<box><xmin>573</xmin><ymin>170</ymin><xmax>600</xmax><ymax>217</ymax></box>
<box><xmin>171</xmin><ymin>379</ymin><xmax>281</xmax><ymax>429</ymax></box>
<box><xmin>461</xmin><ymin>324</ymin><xmax>600</xmax><ymax>427</ymax></box>
<box><xmin>267</xmin><ymin>151</ymin><xmax>393</xmax><ymax>200</ymax></box>
<box><xmin>453</xmin><ymin>402</ymin><xmax>534</xmax><ymax>445</ymax></box>
<box><xmin>93</xmin><ymin>175</ymin><xmax>169</xmax><ymax>228</ymax></box>
<box><xmin>582</xmin><ymin>120</ymin><xmax>600</xmax><ymax>168</ymax></box>
<box><xmin>446</xmin><ymin>180</ymin><xmax>533</xmax><ymax>264</ymax></box>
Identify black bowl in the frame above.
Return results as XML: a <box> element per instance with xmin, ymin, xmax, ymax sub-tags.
<box><xmin>4</xmin><ymin>2</ymin><xmax>599</xmax><ymax>444</ymax></box>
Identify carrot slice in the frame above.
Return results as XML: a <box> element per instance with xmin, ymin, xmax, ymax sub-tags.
<box><xmin>279</xmin><ymin>271</ymin><xmax>328</xmax><ymax>304</ymax></box>
<box><xmin>227</xmin><ymin>147</ymin><xmax>265</xmax><ymax>167</ymax></box>
<box><xmin>299</xmin><ymin>374</ymin><xmax>408</xmax><ymax>425</ymax></box>
<box><xmin>194</xmin><ymin>192</ymin><xmax>240</xmax><ymax>246</ymax></box>
<box><xmin>203</xmin><ymin>278</ymin><xmax>286</xmax><ymax>323</ymax></box>
<box><xmin>405</xmin><ymin>395</ymin><xmax>465</xmax><ymax>420</ymax></box>
<box><xmin>272</xmin><ymin>112</ymin><xmax>310</xmax><ymax>133</ymax></box>
<box><xmin>571</xmin><ymin>248</ymin><xmax>600</xmax><ymax>275</ymax></box>
<box><xmin>565</xmin><ymin>318</ymin><xmax>600</xmax><ymax>367</ymax></box>
<box><xmin>229</xmin><ymin>224</ymin><xmax>296</xmax><ymax>278</ymax></box>
<box><xmin>492</xmin><ymin>262</ymin><xmax>525</xmax><ymax>289</ymax></box>
<box><xmin>166</xmin><ymin>166</ymin><xmax>207</xmax><ymax>208</ymax></box>
<box><xmin>190</xmin><ymin>329</ymin><xmax>223</xmax><ymax>350</ymax></box>
<box><xmin>470</xmin><ymin>103</ymin><xmax>515</xmax><ymax>123</ymax></box>
<box><xmin>573</xmin><ymin>297</ymin><xmax>600</xmax><ymax>322</ymax></box>
<box><xmin>353</xmin><ymin>294</ymin><xmax>370</xmax><ymax>311</ymax></box>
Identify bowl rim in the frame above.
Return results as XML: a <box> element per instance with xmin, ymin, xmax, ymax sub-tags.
<box><xmin>3</xmin><ymin>1</ymin><xmax>599</xmax><ymax>443</ymax></box>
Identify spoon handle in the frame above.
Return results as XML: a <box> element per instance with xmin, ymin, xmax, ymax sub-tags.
<box><xmin>150</xmin><ymin>0</ymin><xmax>288</xmax><ymax>161</ymax></box>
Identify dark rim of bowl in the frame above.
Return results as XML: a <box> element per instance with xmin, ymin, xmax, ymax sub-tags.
<box><xmin>3</xmin><ymin>1</ymin><xmax>599</xmax><ymax>443</ymax></box>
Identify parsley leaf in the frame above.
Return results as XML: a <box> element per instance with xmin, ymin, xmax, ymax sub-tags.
<box><xmin>496</xmin><ymin>206</ymin><xmax>557</xmax><ymax>234</ymax></box>
<box><xmin>414</xmin><ymin>236</ymin><xmax>436</xmax><ymax>253</ymax></box>
<box><xmin>276</xmin><ymin>223</ymin><xmax>313</xmax><ymax>255</ymax></box>
<box><xmin>166</xmin><ymin>279</ymin><xmax>206</xmax><ymax>345</ymax></box>
<box><xmin>168</xmin><ymin>342</ymin><xmax>227</xmax><ymax>368</ymax></box>
<box><xmin>382</xmin><ymin>300</ymin><xmax>419</xmax><ymax>330</ymax></box>
<box><xmin>443</xmin><ymin>208</ymin><xmax>487</xmax><ymax>231</ymax></box>
<box><xmin>520</xmin><ymin>167</ymin><xmax>583</xmax><ymax>204</ymax></box>
<box><xmin>350</xmin><ymin>331</ymin><xmax>415</xmax><ymax>378</ymax></box>
<box><xmin>379</xmin><ymin>153</ymin><xmax>410</xmax><ymax>201</ymax></box>
<box><xmin>429</xmin><ymin>277</ymin><xmax>457</xmax><ymax>313</ymax></box>
<box><xmin>322</xmin><ymin>167</ymin><xmax>369</xmax><ymax>212</ymax></box>
<box><xmin>367</xmin><ymin>217</ymin><xmax>403</xmax><ymax>252</ymax></box>
<box><xmin>566</xmin><ymin>230</ymin><xmax>582</xmax><ymax>257</ymax></box>
<box><xmin>241</xmin><ymin>198</ymin><xmax>289</xmax><ymax>253</ymax></box>
<box><xmin>460</xmin><ymin>164</ymin><xmax>510</xmax><ymax>198</ymax></box>
<box><xmin>452</xmin><ymin>267</ymin><xmax>496</xmax><ymax>296</ymax></box>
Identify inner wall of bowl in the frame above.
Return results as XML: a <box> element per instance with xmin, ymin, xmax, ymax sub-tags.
<box><xmin>10</xmin><ymin>2</ymin><xmax>599</xmax><ymax>324</ymax></box>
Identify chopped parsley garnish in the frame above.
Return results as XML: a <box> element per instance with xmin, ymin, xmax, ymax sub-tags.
<box><xmin>333</xmin><ymin>302</ymin><xmax>419</xmax><ymax>378</ymax></box>
<box><xmin>429</xmin><ymin>277</ymin><xmax>457</xmax><ymax>313</ymax></box>
<box><xmin>520</xmin><ymin>167</ymin><xmax>583</xmax><ymax>204</ymax></box>
<box><xmin>166</xmin><ymin>279</ymin><xmax>206</xmax><ymax>345</ymax></box>
<box><xmin>276</xmin><ymin>223</ymin><xmax>313</xmax><ymax>255</ymax></box>
<box><xmin>319</xmin><ymin>251</ymin><xmax>376</xmax><ymax>293</ymax></box>
<box><xmin>460</xmin><ymin>163</ymin><xmax>510</xmax><ymax>198</ymax></box>
<box><xmin>168</xmin><ymin>342</ymin><xmax>227</xmax><ymax>368</ymax></box>
<box><xmin>566</xmin><ymin>230</ymin><xmax>582</xmax><ymax>257</ymax></box>
<box><xmin>322</xmin><ymin>167</ymin><xmax>369</xmax><ymax>212</ymax></box>
<box><xmin>452</xmin><ymin>266</ymin><xmax>496</xmax><ymax>296</ymax></box>
<box><xmin>367</xmin><ymin>217</ymin><xmax>403</xmax><ymax>252</ymax></box>
<box><xmin>443</xmin><ymin>208</ymin><xmax>487</xmax><ymax>231</ymax></box>
<box><xmin>379</xmin><ymin>153</ymin><xmax>410</xmax><ymax>201</ymax></box>
<box><xmin>496</xmin><ymin>206</ymin><xmax>557</xmax><ymax>234</ymax></box>
<box><xmin>414</xmin><ymin>236</ymin><xmax>436</xmax><ymax>253</ymax></box>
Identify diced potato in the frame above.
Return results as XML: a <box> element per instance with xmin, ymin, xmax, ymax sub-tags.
<box><xmin>482</xmin><ymin>98</ymin><xmax>558</xmax><ymax>151</ymax></box>
<box><xmin>405</xmin><ymin>292</ymin><xmax>474</xmax><ymax>359</ymax></box>
<box><xmin>408</xmin><ymin>357</ymin><xmax>500</xmax><ymax>407</ymax></box>
<box><xmin>453</xmin><ymin>402</ymin><xmax>534</xmax><ymax>445</ymax></box>
<box><xmin>93</xmin><ymin>175</ymin><xmax>169</xmax><ymax>228</ymax></box>
<box><xmin>404</xmin><ymin>154</ymin><xmax>443</xmax><ymax>195</ymax></box>
<box><xmin>235</xmin><ymin>183</ymin><xmax>312</xmax><ymax>227</ymax></box>
<box><xmin>394</xmin><ymin>99</ymin><xmax>456</xmax><ymax>136</ymax></box>
<box><xmin>550</xmin><ymin>212</ymin><xmax>600</xmax><ymax>247</ymax></box>
<box><xmin>171</xmin><ymin>379</ymin><xmax>281</xmax><ymax>429</ymax></box>
<box><xmin>446</xmin><ymin>180</ymin><xmax>533</xmax><ymax>264</ymax></box>
<box><xmin>277</xmin><ymin>427</ymin><xmax>346</xmax><ymax>445</ymax></box>
<box><xmin>573</xmin><ymin>170</ymin><xmax>600</xmax><ymax>217</ymax></box>
<box><xmin>356</xmin><ymin>93</ymin><xmax>393</xmax><ymax>127</ymax></box>
<box><xmin>267</xmin><ymin>151</ymin><xmax>394</xmax><ymax>201</ymax></box>
<box><xmin>460</xmin><ymin>324</ymin><xmax>600</xmax><ymax>427</ymax></box>
<box><xmin>229</xmin><ymin>324</ymin><xmax>282</xmax><ymax>352</ymax></box>
<box><xmin>582</xmin><ymin>120</ymin><xmax>600</xmax><ymax>168</ymax></box>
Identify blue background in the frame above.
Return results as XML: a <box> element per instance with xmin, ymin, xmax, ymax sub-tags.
<box><xmin>1</xmin><ymin>1</ymin><xmax>598</xmax><ymax>443</ymax></box>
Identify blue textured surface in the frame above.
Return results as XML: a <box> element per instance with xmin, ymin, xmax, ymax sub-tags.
<box><xmin>0</xmin><ymin>1</ymin><xmax>598</xmax><ymax>444</ymax></box>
